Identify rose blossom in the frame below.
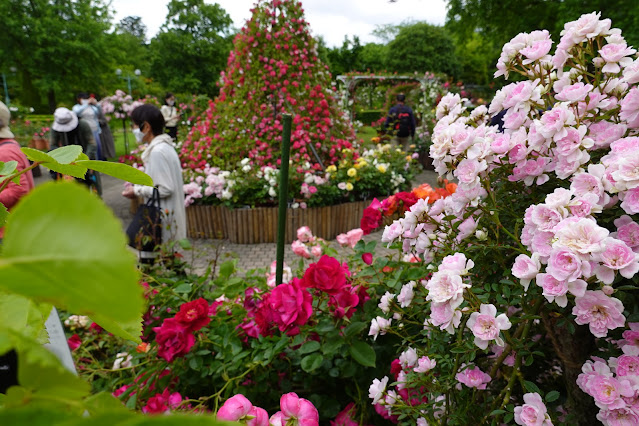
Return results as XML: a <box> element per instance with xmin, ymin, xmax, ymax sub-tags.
<box><xmin>439</xmin><ymin>252</ymin><xmax>474</xmax><ymax>275</ymax></box>
<box><xmin>467</xmin><ymin>304</ymin><xmax>512</xmax><ymax>349</ymax></box>
<box><xmin>368</xmin><ymin>377</ymin><xmax>389</xmax><ymax>405</ymax></box>
<box><xmin>546</xmin><ymin>248</ymin><xmax>589</xmax><ymax>282</ymax></box>
<box><xmin>296</xmin><ymin>226</ymin><xmax>313</xmax><ymax>242</ymax></box>
<box><xmin>616</xmin><ymin>355</ymin><xmax>639</xmax><ymax>377</ymax></box>
<box><xmin>535</xmin><ymin>273</ymin><xmax>587</xmax><ymax>307</ymax></box>
<box><xmin>514</xmin><ymin>392</ymin><xmax>553</xmax><ymax>426</ymax></box>
<box><xmin>425</xmin><ymin>270</ymin><xmax>470</xmax><ymax>307</ymax></box>
<box><xmin>397</xmin><ymin>281</ymin><xmax>416</xmax><ymax>308</ymax></box>
<box><xmin>597</xmin><ymin>408</ymin><xmax>639</xmax><ymax>425</ymax></box>
<box><xmin>512</xmin><ymin>253</ymin><xmax>541</xmax><ymax>290</ymax></box>
<box><xmin>369</xmin><ymin>316</ymin><xmax>391</xmax><ymax>340</ymax></box>
<box><xmin>270</xmin><ymin>392</ymin><xmax>319</xmax><ymax>426</ymax></box>
<box><xmin>414</xmin><ymin>356</ymin><xmax>437</xmax><ymax>373</ymax></box>
<box><xmin>554</xmin><ymin>218</ymin><xmax>609</xmax><ymax>254</ymax></box>
<box><xmin>268</xmin><ymin>279</ymin><xmax>313</xmax><ymax>332</ymax></box>
<box><xmin>302</xmin><ymin>255</ymin><xmax>348</xmax><ymax>295</ymax></box>
<box><xmin>428</xmin><ymin>302</ymin><xmax>462</xmax><ymax>334</ymax></box>
<box><xmin>217</xmin><ymin>394</ymin><xmax>253</xmax><ymax>422</ymax></box>
<box><xmin>331</xmin><ymin>402</ymin><xmax>358</xmax><ymax>426</ymax></box>
<box><xmin>556</xmin><ymin>82</ymin><xmax>594</xmax><ymax>102</ymax></box>
<box><xmin>153</xmin><ymin>318</ymin><xmax>195</xmax><ymax>362</ymax></box>
<box><xmin>615</xmin><ymin>216</ymin><xmax>639</xmax><ymax>250</ymax></box>
<box><xmin>291</xmin><ymin>240</ymin><xmax>311</xmax><ymax>258</ymax></box>
<box><xmin>594</xmin><ymin>238</ymin><xmax>639</xmax><ymax>284</ymax></box>
<box><xmin>336</xmin><ymin>228</ymin><xmax>364</xmax><ymax>248</ymax></box>
<box><xmin>175</xmin><ymin>298</ymin><xmax>211</xmax><ymax>332</ymax></box>
<box><xmin>572</xmin><ymin>291</ymin><xmax>626</xmax><ymax>337</ymax></box>
<box><xmin>620</xmin><ymin>187</ymin><xmax>639</xmax><ymax>214</ymax></box>
<box><xmin>589</xmin><ymin>375</ymin><xmax>634</xmax><ymax>410</ymax></box>
<box><xmin>399</xmin><ymin>347</ymin><xmax>418</xmax><ymax>369</ymax></box>
<box><xmin>456</xmin><ymin>365</ymin><xmax>491</xmax><ymax>390</ymax></box>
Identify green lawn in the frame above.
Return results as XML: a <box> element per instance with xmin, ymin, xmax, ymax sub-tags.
<box><xmin>356</xmin><ymin>125</ymin><xmax>379</xmax><ymax>145</ymax></box>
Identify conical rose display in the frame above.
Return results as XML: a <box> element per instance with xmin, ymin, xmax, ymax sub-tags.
<box><xmin>179</xmin><ymin>0</ymin><xmax>356</xmax><ymax>170</ymax></box>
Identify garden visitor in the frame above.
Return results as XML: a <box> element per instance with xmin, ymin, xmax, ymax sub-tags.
<box><xmin>384</xmin><ymin>93</ymin><xmax>416</xmax><ymax>151</ymax></box>
<box><xmin>0</xmin><ymin>100</ymin><xmax>34</xmax><ymax>241</ymax></box>
<box><xmin>50</xmin><ymin>107</ymin><xmax>97</xmax><ymax>159</ymax></box>
<box><xmin>72</xmin><ymin>92</ymin><xmax>104</xmax><ymax>159</ymax></box>
<box><xmin>97</xmin><ymin>107</ymin><xmax>116</xmax><ymax>159</ymax></box>
<box><xmin>161</xmin><ymin>92</ymin><xmax>180</xmax><ymax>140</ymax></box>
<box><xmin>122</xmin><ymin>104</ymin><xmax>186</xmax><ymax>259</ymax></box>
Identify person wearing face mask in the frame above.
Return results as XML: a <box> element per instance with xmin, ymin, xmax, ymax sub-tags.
<box><xmin>122</xmin><ymin>104</ymin><xmax>186</xmax><ymax>258</ymax></box>
<box><xmin>72</xmin><ymin>92</ymin><xmax>105</xmax><ymax>160</ymax></box>
<box><xmin>160</xmin><ymin>93</ymin><xmax>180</xmax><ymax>140</ymax></box>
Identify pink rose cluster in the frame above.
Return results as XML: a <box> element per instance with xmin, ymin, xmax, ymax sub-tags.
<box><xmin>336</xmin><ymin>228</ymin><xmax>364</xmax><ymax>249</ymax></box>
<box><xmin>513</xmin><ymin>183</ymin><xmax>638</xmax><ymax>337</ymax></box>
<box><xmin>291</xmin><ymin>226</ymin><xmax>325</xmax><ymax>258</ymax></box>
<box><xmin>216</xmin><ymin>392</ymin><xmax>318</xmax><ymax>426</ymax></box>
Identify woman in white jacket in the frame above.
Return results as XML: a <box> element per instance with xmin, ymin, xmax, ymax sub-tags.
<box><xmin>122</xmin><ymin>104</ymin><xmax>186</xmax><ymax>255</ymax></box>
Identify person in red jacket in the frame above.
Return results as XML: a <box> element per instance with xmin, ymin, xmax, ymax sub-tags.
<box><xmin>0</xmin><ymin>101</ymin><xmax>35</xmax><ymax>240</ymax></box>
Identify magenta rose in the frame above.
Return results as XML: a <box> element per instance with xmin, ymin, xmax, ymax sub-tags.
<box><xmin>153</xmin><ymin>318</ymin><xmax>196</xmax><ymax>362</ymax></box>
<box><xmin>175</xmin><ymin>298</ymin><xmax>211</xmax><ymax>332</ymax></box>
<box><xmin>360</xmin><ymin>206</ymin><xmax>382</xmax><ymax>235</ymax></box>
<box><xmin>268</xmin><ymin>279</ymin><xmax>313</xmax><ymax>332</ymax></box>
<box><xmin>217</xmin><ymin>394</ymin><xmax>253</xmax><ymax>421</ymax></box>
<box><xmin>302</xmin><ymin>255</ymin><xmax>348</xmax><ymax>295</ymax></box>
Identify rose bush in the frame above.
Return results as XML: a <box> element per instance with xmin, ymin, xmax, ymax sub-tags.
<box><xmin>361</xmin><ymin>11</ymin><xmax>639</xmax><ymax>425</ymax></box>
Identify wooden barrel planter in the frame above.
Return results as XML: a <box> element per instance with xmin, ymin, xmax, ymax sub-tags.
<box><xmin>185</xmin><ymin>200</ymin><xmax>370</xmax><ymax>244</ymax></box>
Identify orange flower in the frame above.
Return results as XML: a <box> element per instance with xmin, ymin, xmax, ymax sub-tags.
<box><xmin>412</xmin><ymin>183</ymin><xmax>433</xmax><ymax>200</ymax></box>
<box><xmin>371</xmin><ymin>137</ymin><xmax>381</xmax><ymax>143</ymax></box>
<box><xmin>383</xmin><ymin>195</ymin><xmax>398</xmax><ymax>216</ymax></box>
<box><xmin>136</xmin><ymin>342</ymin><xmax>151</xmax><ymax>353</ymax></box>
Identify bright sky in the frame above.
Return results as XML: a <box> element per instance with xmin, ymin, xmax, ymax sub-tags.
<box><xmin>111</xmin><ymin>0</ymin><xmax>448</xmax><ymax>47</ymax></box>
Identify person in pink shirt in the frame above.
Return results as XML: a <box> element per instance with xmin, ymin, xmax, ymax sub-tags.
<box><xmin>0</xmin><ymin>101</ymin><xmax>35</xmax><ymax>240</ymax></box>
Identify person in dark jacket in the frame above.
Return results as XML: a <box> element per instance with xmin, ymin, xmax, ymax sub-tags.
<box><xmin>384</xmin><ymin>94</ymin><xmax>417</xmax><ymax>151</ymax></box>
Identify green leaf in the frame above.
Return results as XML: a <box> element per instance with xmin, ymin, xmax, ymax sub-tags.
<box><xmin>21</xmin><ymin>148</ymin><xmax>55</xmax><ymax>163</ymax></box>
<box><xmin>0</xmin><ymin>293</ymin><xmax>50</xmax><ymax>341</ymax></box>
<box><xmin>83</xmin><ymin>392</ymin><xmax>131</xmax><ymax>415</ymax></box>
<box><xmin>298</xmin><ymin>341</ymin><xmax>321</xmax><ymax>354</ymax></box>
<box><xmin>75</xmin><ymin>160</ymin><xmax>153</xmax><ymax>186</ymax></box>
<box><xmin>48</xmin><ymin>146</ymin><xmax>83</xmax><ymax>164</ymax></box>
<box><xmin>545</xmin><ymin>390</ymin><xmax>560</xmax><ymax>402</ymax></box>
<box><xmin>343</xmin><ymin>321</ymin><xmax>367</xmax><ymax>339</ymax></box>
<box><xmin>489</xmin><ymin>410</ymin><xmax>506</xmax><ymax>416</ymax></box>
<box><xmin>174</xmin><ymin>283</ymin><xmax>192</xmax><ymax>293</ymax></box>
<box><xmin>349</xmin><ymin>340</ymin><xmax>376</xmax><ymax>368</ymax></box>
<box><xmin>0</xmin><ymin>160</ymin><xmax>18</xmax><ymax>176</ymax></box>
<box><xmin>218</xmin><ymin>260</ymin><xmax>235</xmax><ymax>279</ymax></box>
<box><xmin>0</xmin><ymin>182</ymin><xmax>144</xmax><ymax>342</ymax></box>
<box><xmin>301</xmin><ymin>353</ymin><xmax>323</xmax><ymax>372</ymax></box>
<box><xmin>524</xmin><ymin>380</ymin><xmax>541</xmax><ymax>394</ymax></box>
<box><xmin>0</xmin><ymin>203</ymin><xmax>7</xmax><ymax>230</ymax></box>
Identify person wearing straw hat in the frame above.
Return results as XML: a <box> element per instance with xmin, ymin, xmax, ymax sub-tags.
<box><xmin>0</xmin><ymin>100</ymin><xmax>35</xmax><ymax>240</ymax></box>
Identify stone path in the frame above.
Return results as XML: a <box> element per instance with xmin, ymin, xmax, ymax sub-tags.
<box><xmin>34</xmin><ymin>167</ymin><xmax>438</xmax><ymax>275</ymax></box>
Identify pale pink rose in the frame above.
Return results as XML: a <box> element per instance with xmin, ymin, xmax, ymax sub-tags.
<box><xmin>538</xmin><ymin>105</ymin><xmax>575</xmax><ymax>139</ymax></box>
<box><xmin>336</xmin><ymin>233</ymin><xmax>349</xmax><ymax>247</ymax></box>
<box><xmin>514</xmin><ymin>393</ymin><xmax>552</xmax><ymax>426</ymax></box>
<box><xmin>520</xmin><ymin>38</ymin><xmax>553</xmax><ymax>62</ymax></box>
<box><xmin>397</xmin><ymin>281</ymin><xmax>415</xmax><ymax>308</ymax></box>
<box><xmin>454</xmin><ymin>158</ymin><xmax>488</xmax><ymax>185</ymax></box>
<box><xmin>531</xmin><ymin>231</ymin><xmax>554</xmax><ymax>257</ymax></box>
<box><xmin>555</xmin><ymin>127</ymin><xmax>588</xmax><ymax>156</ymax></box>
<box><xmin>368</xmin><ymin>316</ymin><xmax>391</xmax><ymax>340</ymax></box>
<box><xmin>610</xmin><ymin>137</ymin><xmax>639</xmax><ymax>155</ymax></box>
<box><xmin>600</xmin><ymin>41</ymin><xmax>636</xmax><ymax>74</ymax></box>
<box><xmin>589</xmin><ymin>375</ymin><xmax>634</xmax><ymax>410</ymax></box>
<box><xmin>623</xmin><ymin>58</ymin><xmax>639</xmax><ymax>84</ymax></box>
<box><xmin>381</xmin><ymin>222</ymin><xmax>403</xmax><ymax>243</ymax></box>
<box><xmin>597</xmin><ymin>407</ymin><xmax>639</xmax><ymax>425</ymax></box>
<box><xmin>504</xmin><ymin>109</ymin><xmax>529</xmax><ymax>129</ymax></box>
<box><xmin>531</xmin><ymin>205</ymin><xmax>563</xmax><ymax>232</ymax></box>
<box><xmin>278</xmin><ymin>392</ymin><xmax>318</xmax><ymax>425</ymax></box>
<box><xmin>589</xmin><ymin>121</ymin><xmax>627</xmax><ymax>148</ymax></box>
<box><xmin>491</xmin><ymin>133</ymin><xmax>513</xmax><ymax>154</ymax></box>
<box><xmin>536</xmin><ymin>273</ymin><xmax>587</xmax><ymax>307</ymax></box>
<box><xmin>564</xmin><ymin>12</ymin><xmax>612</xmax><ymax>45</ymax></box>
<box><xmin>611</xmin><ymin>153</ymin><xmax>639</xmax><ymax>190</ymax></box>
<box><xmin>467</xmin><ymin>304</ymin><xmax>512</xmax><ymax>349</ymax></box>
<box><xmin>414</xmin><ymin>356</ymin><xmax>437</xmax><ymax>373</ymax></box>
<box><xmin>594</xmin><ymin>238</ymin><xmax>639</xmax><ymax>284</ymax></box>
<box><xmin>455</xmin><ymin>365</ymin><xmax>491</xmax><ymax>389</ymax></box>
<box><xmin>573</xmin><ymin>291</ymin><xmax>626</xmax><ymax>337</ymax></box>
<box><xmin>546</xmin><ymin>248</ymin><xmax>587</xmax><ymax>282</ymax></box>
<box><xmin>399</xmin><ymin>347</ymin><xmax>418</xmax><ymax>369</ymax></box>
<box><xmin>556</xmin><ymin>82</ymin><xmax>594</xmax><ymax>102</ymax></box>
<box><xmin>554</xmin><ymin>218</ymin><xmax>609</xmax><ymax>254</ymax></box>
<box><xmin>368</xmin><ymin>377</ymin><xmax>389</xmax><ymax>405</ymax></box>
<box><xmin>291</xmin><ymin>240</ymin><xmax>311</xmax><ymax>258</ymax></box>
<box><xmin>429</xmin><ymin>302</ymin><xmax>462</xmax><ymax>334</ymax></box>
<box><xmin>503</xmin><ymin>81</ymin><xmax>537</xmax><ymax>109</ymax></box>
<box><xmin>425</xmin><ymin>270</ymin><xmax>470</xmax><ymax>307</ymax></box>
<box><xmin>310</xmin><ymin>245</ymin><xmax>323</xmax><ymax>258</ymax></box>
<box><xmin>456</xmin><ymin>216</ymin><xmax>478</xmax><ymax>242</ymax></box>
<box><xmin>345</xmin><ymin>228</ymin><xmax>364</xmax><ymax>248</ymax></box>
<box><xmin>217</xmin><ymin>394</ymin><xmax>253</xmax><ymax>422</ymax></box>
<box><xmin>571</xmin><ymin>171</ymin><xmax>604</xmax><ymax>198</ymax></box>
<box><xmin>439</xmin><ymin>253</ymin><xmax>474</xmax><ymax>275</ymax></box>
<box><xmin>512</xmin><ymin>253</ymin><xmax>541</xmax><ymax>290</ymax></box>
<box><xmin>616</xmin><ymin>355</ymin><xmax>639</xmax><ymax>377</ymax></box>
<box><xmin>297</xmin><ymin>226</ymin><xmax>313</xmax><ymax>243</ymax></box>
<box><xmin>620</xmin><ymin>187</ymin><xmax>639</xmax><ymax>214</ymax></box>
<box><xmin>620</xmin><ymin>87</ymin><xmax>639</xmax><ymax>128</ymax></box>
<box><xmin>614</xmin><ymin>215</ymin><xmax>639</xmax><ymax>249</ymax></box>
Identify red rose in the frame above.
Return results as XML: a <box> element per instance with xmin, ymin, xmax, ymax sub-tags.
<box><xmin>395</xmin><ymin>191</ymin><xmax>418</xmax><ymax>212</ymax></box>
<box><xmin>153</xmin><ymin>318</ymin><xmax>195</xmax><ymax>362</ymax></box>
<box><xmin>67</xmin><ymin>334</ymin><xmax>81</xmax><ymax>351</ymax></box>
<box><xmin>175</xmin><ymin>298</ymin><xmax>211</xmax><ymax>332</ymax></box>
<box><xmin>360</xmin><ymin>206</ymin><xmax>382</xmax><ymax>235</ymax></box>
<box><xmin>328</xmin><ymin>287</ymin><xmax>359</xmax><ymax>319</ymax></box>
<box><xmin>302</xmin><ymin>255</ymin><xmax>347</xmax><ymax>295</ymax></box>
<box><xmin>254</xmin><ymin>294</ymin><xmax>277</xmax><ymax>337</ymax></box>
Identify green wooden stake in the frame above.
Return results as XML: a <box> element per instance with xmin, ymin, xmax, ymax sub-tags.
<box><xmin>276</xmin><ymin>113</ymin><xmax>292</xmax><ymax>286</ymax></box>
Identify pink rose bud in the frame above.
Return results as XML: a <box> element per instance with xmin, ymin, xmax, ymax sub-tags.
<box><xmin>217</xmin><ymin>394</ymin><xmax>253</xmax><ymax>421</ymax></box>
<box><xmin>602</xmin><ymin>285</ymin><xmax>615</xmax><ymax>296</ymax></box>
<box><xmin>362</xmin><ymin>253</ymin><xmax>373</xmax><ymax>265</ymax></box>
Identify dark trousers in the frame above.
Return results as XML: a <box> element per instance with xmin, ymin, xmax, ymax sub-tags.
<box><xmin>166</xmin><ymin>126</ymin><xmax>178</xmax><ymax>140</ymax></box>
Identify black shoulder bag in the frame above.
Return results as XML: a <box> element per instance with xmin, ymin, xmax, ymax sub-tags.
<box><xmin>126</xmin><ymin>187</ymin><xmax>162</xmax><ymax>251</ymax></box>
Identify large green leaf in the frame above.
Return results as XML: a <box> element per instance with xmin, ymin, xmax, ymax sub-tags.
<box><xmin>0</xmin><ymin>203</ymin><xmax>7</xmax><ymax>229</ymax></box>
<box><xmin>0</xmin><ymin>182</ymin><xmax>144</xmax><ymax>342</ymax></box>
<box><xmin>349</xmin><ymin>340</ymin><xmax>376</xmax><ymax>368</ymax></box>
<box><xmin>0</xmin><ymin>293</ymin><xmax>50</xmax><ymax>341</ymax></box>
<box><xmin>0</xmin><ymin>160</ymin><xmax>18</xmax><ymax>176</ymax></box>
<box><xmin>47</xmin><ymin>146</ymin><xmax>84</xmax><ymax>164</ymax></box>
<box><xmin>21</xmin><ymin>148</ymin><xmax>88</xmax><ymax>178</ymax></box>
<box><xmin>75</xmin><ymin>160</ymin><xmax>153</xmax><ymax>186</ymax></box>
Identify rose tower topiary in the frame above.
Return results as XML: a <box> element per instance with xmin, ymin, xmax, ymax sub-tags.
<box><xmin>179</xmin><ymin>0</ymin><xmax>357</xmax><ymax>170</ymax></box>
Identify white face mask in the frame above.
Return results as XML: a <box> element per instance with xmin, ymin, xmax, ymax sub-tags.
<box><xmin>81</xmin><ymin>99</ymin><xmax>89</xmax><ymax>105</ymax></box>
<box><xmin>167</xmin><ymin>100</ymin><xmax>175</xmax><ymax>106</ymax></box>
<box><xmin>133</xmin><ymin>126</ymin><xmax>147</xmax><ymax>143</ymax></box>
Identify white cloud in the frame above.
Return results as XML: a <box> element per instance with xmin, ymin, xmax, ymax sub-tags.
<box><xmin>111</xmin><ymin>0</ymin><xmax>447</xmax><ymax>47</ymax></box>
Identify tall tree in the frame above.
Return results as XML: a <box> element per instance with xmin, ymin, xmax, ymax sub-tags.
<box><xmin>0</xmin><ymin>0</ymin><xmax>113</xmax><ymax>111</ymax></box>
<box><xmin>116</xmin><ymin>16</ymin><xmax>147</xmax><ymax>41</ymax></box>
<box><xmin>386</xmin><ymin>22</ymin><xmax>460</xmax><ymax>77</ymax></box>
<box><xmin>148</xmin><ymin>0</ymin><xmax>233</xmax><ymax>97</ymax></box>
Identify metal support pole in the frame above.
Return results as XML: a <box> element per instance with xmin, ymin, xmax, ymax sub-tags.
<box><xmin>276</xmin><ymin>113</ymin><xmax>292</xmax><ymax>286</ymax></box>
<box><xmin>2</xmin><ymin>73</ymin><xmax>9</xmax><ymax>105</ymax></box>
<box><xmin>122</xmin><ymin>117</ymin><xmax>129</xmax><ymax>156</ymax></box>
<box><xmin>127</xmin><ymin>76</ymin><xmax>132</xmax><ymax>95</ymax></box>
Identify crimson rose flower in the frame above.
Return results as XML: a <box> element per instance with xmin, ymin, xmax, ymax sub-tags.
<box><xmin>302</xmin><ymin>255</ymin><xmax>348</xmax><ymax>295</ymax></box>
<box><xmin>153</xmin><ymin>318</ymin><xmax>195</xmax><ymax>362</ymax></box>
<box><xmin>360</xmin><ymin>206</ymin><xmax>382</xmax><ymax>235</ymax></box>
<box><xmin>328</xmin><ymin>287</ymin><xmax>359</xmax><ymax>319</ymax></box>
<box><xmin>175</xmin><ymin>298</ymin><xmax>211</xmax><ymax>332</ymax></box>
<box><xmin>67</xmin><ymin>334</ymin><xmax>81</xmax><ymax>351</ymax></box>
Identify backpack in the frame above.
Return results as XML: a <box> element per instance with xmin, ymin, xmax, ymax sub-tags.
<box><xmin>393</xmin><ymin>106</ymin><xmax>412</xmax><ymax>137</ymax></box>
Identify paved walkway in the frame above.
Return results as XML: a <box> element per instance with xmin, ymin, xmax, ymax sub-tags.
<box><xmin>34</xmin><ymin>167</ymin><xmax>438</xmax><ymax>274</ymax></box>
